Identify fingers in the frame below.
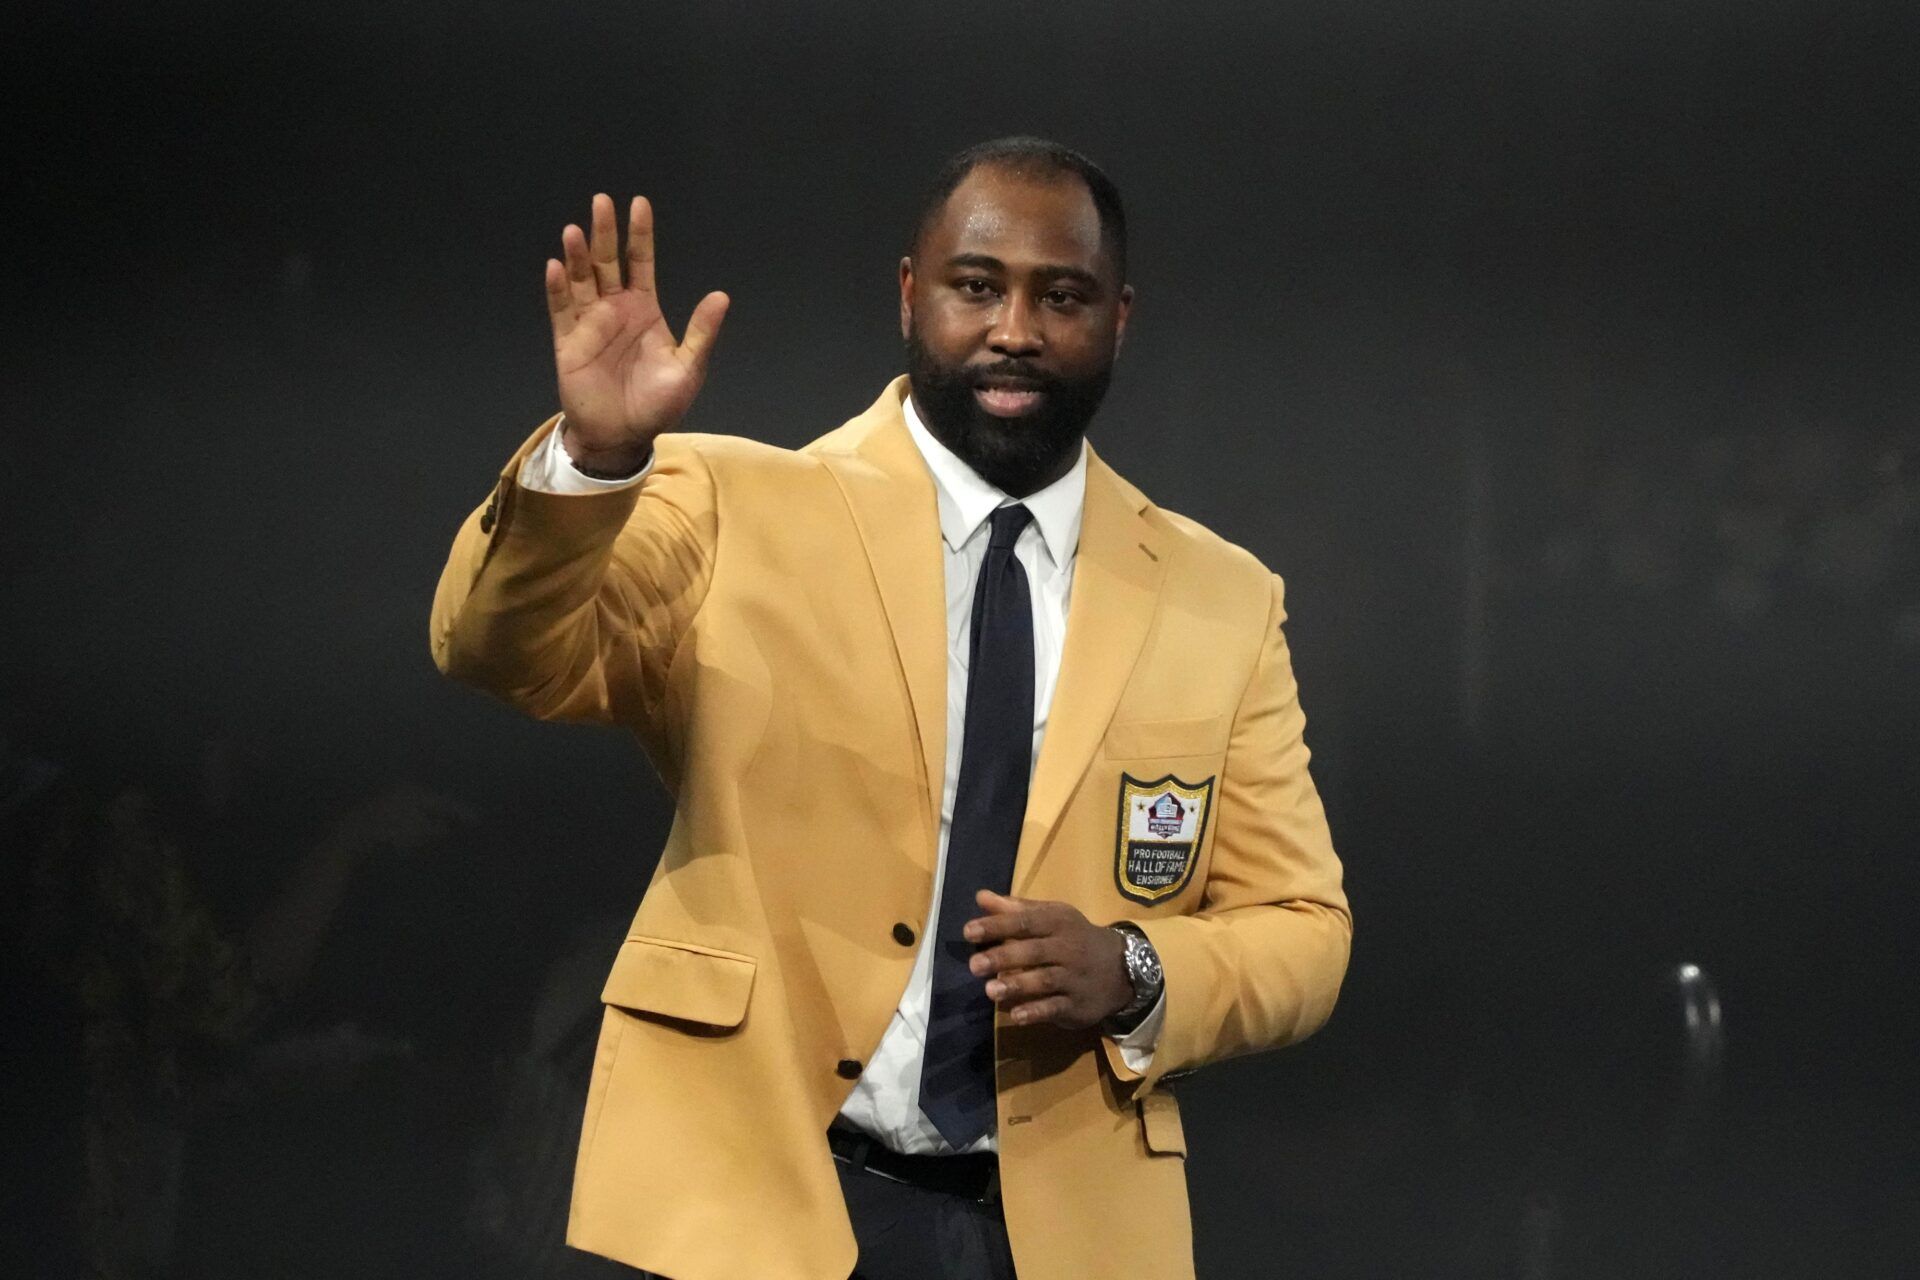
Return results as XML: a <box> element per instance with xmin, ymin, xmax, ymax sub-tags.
<box><xmin>547</xmin><ymin>193</ymin><xmax>728</xmax><ymax>379</ymax></box>
<box><xmin>588</xmin><ymin>193</ymin><xmax>622</xmax><ymax>295</ymax></box>
<box><xmin>964</xmin><ymin>890</ymin><xmax>1048</xmax><ymax>943</ymax></box>
<box><xmin>983</xmin><ymin>960</ymin><xmax>1084</xmax><ymax>1027</ymax></box>
<box><xmin>544</xmin><ymin>258</ymin><xmax>575</xmax><ymax>340</ymax></box>
<box><xmin>626</xmin><ymin>195</ymin><xmax>656</xmax><ymax>296</ymax></box>
<box><xmin>982</xmin><ymin>963</ymin><xmax>1062</xmax><ymax>1004</ymax></box>
<box><xmin>678</xmin><ymin>290</ymin><xmax>730</xmax><ymax>376</ymax></box>
<box><xmin>549</xmin><ymin>196</ymin><xmax>622</xmax><ymax>341</ymax></box>
<box><xmin>1003</xmin><ymin>994</ymin><xmax>1072</xmax><ymax>1026</ymax></box>
<box><xmin>561</xmin><ymin>223</ymin><xmax>598</xmax><ymax>312</ymax></box>
<box><xmin>969</xmin><ymin>937</ymin><xmax>1050</xmax><ymax>977</ymax></box>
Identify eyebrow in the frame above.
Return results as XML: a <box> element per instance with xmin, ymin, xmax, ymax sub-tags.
<box><xmin>944</xmin><ymin>253</ymin><xmax>1103</xmax><ymax>291</ymax></box>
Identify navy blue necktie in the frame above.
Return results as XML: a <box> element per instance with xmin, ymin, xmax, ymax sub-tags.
<box><xmin>920</xmin><ymin>504</ymin><xmax>1036</xmax><ymax>1150</ymax></box>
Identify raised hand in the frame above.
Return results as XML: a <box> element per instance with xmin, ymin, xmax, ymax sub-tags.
<box><xmin>544</xmin><ymin>193</ymin><xmax>729</xmax><ymax>473</ymax></box>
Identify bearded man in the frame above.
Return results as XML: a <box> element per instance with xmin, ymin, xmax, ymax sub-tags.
<box><xmin>430</xmin><ymin>136</ymin><xmax>1351</xmax><ymax>1280</ymax></box>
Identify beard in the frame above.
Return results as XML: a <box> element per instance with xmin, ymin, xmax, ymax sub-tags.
<box><xmin>904</xmin><ymin>328</ymin><xmax>1113</xmax><ymax>497</ymax></box>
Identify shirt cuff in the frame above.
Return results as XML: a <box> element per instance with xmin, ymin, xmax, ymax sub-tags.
<box><xmin>1111</xmin><ymin>989</ymin><xmax>1166</xmax><ymax>1075</ymax></box>
<box><xmin>517</xmin><ymin>415</ymin><xmax>654</xmax><ymax>494</ymax></box>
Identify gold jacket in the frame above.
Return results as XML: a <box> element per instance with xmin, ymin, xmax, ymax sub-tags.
<box><xmin>430</xmin><ymin>377</ymin><xmax>1351</xmax><ymax>1280</ymax></box>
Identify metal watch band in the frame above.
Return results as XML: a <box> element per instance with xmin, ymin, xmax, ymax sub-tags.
<box><xmin>1104</xmin><ymin>923</ymin><xmax>1164</xmax><ymax>1033</ymax></box>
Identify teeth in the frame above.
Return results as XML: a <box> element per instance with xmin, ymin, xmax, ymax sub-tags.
<box><xmin>976</xmin><ymin>387</ymin><xmax>1043</xmax><ymax>416</ymax></box>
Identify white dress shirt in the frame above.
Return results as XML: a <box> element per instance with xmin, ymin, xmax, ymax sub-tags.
<box><xmin>519</xmin><ymin>399</ymin><xmax>1164</xmax><ymax>1155</ymax></box>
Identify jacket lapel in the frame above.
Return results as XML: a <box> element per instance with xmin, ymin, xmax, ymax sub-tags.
<box><xmin>814</xmin><ymin>381</ymin><xmax>1171</xmax><ymax>890</ymax></box>
<box><xmin>814</xmin><ymin>380</ymin><xmax>947</xmax><ymax>873</ymax></box>
<box><xmin>1014</xmin><ymin>448</ymin><xmax>1168</xmax><ymax>894</ymax></box>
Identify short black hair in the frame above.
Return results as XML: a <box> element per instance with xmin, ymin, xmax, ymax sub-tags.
<box><xmin>910</xmin><ymin>135</ymin><xmax>1128</xmax><ymax>283</ymax></box>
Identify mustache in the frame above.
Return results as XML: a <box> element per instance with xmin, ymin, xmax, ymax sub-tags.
<box><xmin>966</xmin><ymin>359</ymin><xmax>1059</xmax><ymax>392</ymax></box>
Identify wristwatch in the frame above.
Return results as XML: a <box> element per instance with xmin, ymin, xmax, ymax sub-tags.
<box><xmin>1102</xmin><ymin>922</ymin><xmax>1165</xmax><ymax>1035</ymax></box>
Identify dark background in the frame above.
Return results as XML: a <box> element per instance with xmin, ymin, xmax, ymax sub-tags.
<box><xmin>5</xmin><ymin>1</ymin><xmax>1916</xmax><ymax>1276</ymax></box>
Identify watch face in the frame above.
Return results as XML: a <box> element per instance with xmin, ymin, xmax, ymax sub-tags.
<box><xmin>1127</xmin><ymin>932</ymin><xmax>1163</xmax><ymax>988</ymax></box>
<box><xmin>1140</xmin><ymin>947</ymin><xmax>1163</xmax><ymax>983</ymax></box>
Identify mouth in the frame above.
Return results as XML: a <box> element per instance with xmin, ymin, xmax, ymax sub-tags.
<box><xmin>972</xmin><ymin>376</ymin><xmax>1048</xmax><ymax>418</ymax></box>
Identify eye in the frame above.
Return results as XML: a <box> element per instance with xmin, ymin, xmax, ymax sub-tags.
<box><xmin>957</xmin><ymin>278</ymin><xmax>996</xmax><ymax>298</ymax></box>
<box><xmin>1043</xmin><ymin>289</ymin><xmax>1085</xmax><ymax>308</ymax></box>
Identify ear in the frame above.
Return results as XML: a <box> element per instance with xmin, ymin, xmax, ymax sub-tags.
<box><xmin>1113</xmin><ymin>283</ymin><xmax>1135</xmax><ymax>357</ymax></box>
<box><xmin>898</xmin><ymin>256</ymin><xmax>915</xmax><ymax>340</ymax></box>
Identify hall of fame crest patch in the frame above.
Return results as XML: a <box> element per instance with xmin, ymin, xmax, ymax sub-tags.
<box><xmin>1115</xmin><ymin>773</ymin><xmax>1215</xmax><ymax>904</ymax></box>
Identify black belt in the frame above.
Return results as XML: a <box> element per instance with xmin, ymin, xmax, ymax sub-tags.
<box><xmin>827</xmin><ymin>1123</ymin><xmax>1001</xmax><ymax>1205</ymax></box>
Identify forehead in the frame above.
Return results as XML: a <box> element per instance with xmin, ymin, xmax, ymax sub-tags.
<box><xmin>924</xmin><ymin>166</ymin><xmax>1108</xmax><ymax>273</ymax></box>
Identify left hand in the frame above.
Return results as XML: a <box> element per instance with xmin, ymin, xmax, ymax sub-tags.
<box><xmin>963</xmin><ymin>890</ymin><xmax>1133</xmax><ymax>1030</ymax></box>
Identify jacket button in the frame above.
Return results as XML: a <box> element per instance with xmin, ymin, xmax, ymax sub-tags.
<box><xmin>891</xmin><ymin>922</ymin><xmax>916</xmax><ymax>947</ymax></box>
<box><xmin>479</xmin><ymin>502</ymin><xmax>497</xmax><ymax>533</ymax></box>
<box><xmin>836</xmin><ymin>1059</ymin><xmax>863</xmax><ymax>1080</ymax></box>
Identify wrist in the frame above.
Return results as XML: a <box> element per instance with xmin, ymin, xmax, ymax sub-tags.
<box><xmin>558</xmin><ymin>415</ymin><xmax>653</xmax><ymax>479</ymax></box>
<box><xmin>1101</xmin><ymin>923</ymin><xmax>1164</xmax><ymax>1035</ymax></box>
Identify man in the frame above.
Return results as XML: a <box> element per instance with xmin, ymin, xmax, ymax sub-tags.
<box><xmin>430</xmin><ymin>137</ymin><xmax>1351</xmax><ymax>1280</ymax></box>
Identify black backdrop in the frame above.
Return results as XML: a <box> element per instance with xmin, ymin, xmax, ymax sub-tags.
<box><xmin>5</xmin><ymin>2</ymin><xmax>1916</xmax><ymax>1276</ymax></box>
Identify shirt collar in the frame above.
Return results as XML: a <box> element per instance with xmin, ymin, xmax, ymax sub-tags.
<box><xmin>901</xmin><ymin>393</ymin><xmax>1087</xmax><ymax>569</ymax></box>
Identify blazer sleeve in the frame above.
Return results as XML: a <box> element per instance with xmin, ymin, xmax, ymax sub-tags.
<box><xmin>1107</xmin><ymin>573</ymin><xmax>1353</xmax><ymax>1095</ymax></box>
<box><xmin>428</xmin><ymin>415</ymin><xmax>719</xmax><ymax>735</ymax></box>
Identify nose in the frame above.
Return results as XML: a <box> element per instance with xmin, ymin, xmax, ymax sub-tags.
<box><xmin>987</xmin><ymin>293</ymin><xmax>1043</xmax><ymax>358</ymax></box>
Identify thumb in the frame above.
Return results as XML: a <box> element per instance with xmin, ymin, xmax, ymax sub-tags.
<box><xmin>678</xmin><ymin>290</ymin><xmax>731</xmax><ymax>376</ymax></box>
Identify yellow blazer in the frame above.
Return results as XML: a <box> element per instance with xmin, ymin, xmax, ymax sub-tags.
<box><xmin>430</xmin><ymin>376</ymin><xmax>1351</xmax><ymax>1280</ymax></box>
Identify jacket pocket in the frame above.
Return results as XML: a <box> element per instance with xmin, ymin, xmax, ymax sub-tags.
<box><xmin>599</xmin><ymin>934</ymin><xmax>758</xmax><ymax>1029</ymax></box>
<box><xmin>1138</xmin><ymin>1089</ymin><xmax>1187</xmax><ymax>1157</ymax></box>
<box><xmin>1102</xmin><ymin>715</ymin><xmax>1228</xmax><ymax>760</ymax></box>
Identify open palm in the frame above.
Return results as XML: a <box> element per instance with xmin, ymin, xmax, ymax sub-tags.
<box><xmin>545</xmin><ymin>193</ymin><xmax>729</xmax><ymax>464</ymax></box>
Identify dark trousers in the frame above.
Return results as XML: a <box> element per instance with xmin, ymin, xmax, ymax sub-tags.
<box><xmin>832</xmin><ymin>1147</ymin><xmax>1017</xmax><ymax>1280</ymax></box>
<box><xmin>633</xmin><ymin>1152</ymin><xmax>1017</xmax><ymax>1280</ymax></box>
